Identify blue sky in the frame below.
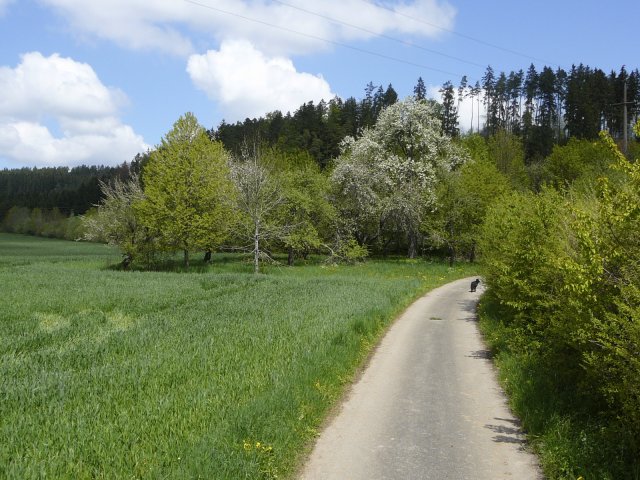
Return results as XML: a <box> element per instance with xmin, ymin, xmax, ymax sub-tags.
<box><xmin>0</xmin><ymin>0</ymin><xmax>637</xmax><ymax>169</ymax></box>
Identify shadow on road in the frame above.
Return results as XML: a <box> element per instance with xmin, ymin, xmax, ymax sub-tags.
<box><xmin>467</xmin><ymin>349</ymin><xmax>493</xmax><ymax>360</ymax></box>
<box><xmin>485</xmin><ymin>420</ymin><xmax>527</xmax><ymax>446</ymax></box>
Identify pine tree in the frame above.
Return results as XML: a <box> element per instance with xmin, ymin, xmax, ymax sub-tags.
<box><xmin>414</xmin><ymin>77</ymin><xmax>427</xmax><ymax>101</ymax></box>
<box><xmin>482</xmin><ymin>66</ymin><xmax>497</xmax><ymax>134</ymax></box>
<box><xmin>440</xmin><ymin>81</ymin><xmax>459</xmax><ymax>137</ymax></box>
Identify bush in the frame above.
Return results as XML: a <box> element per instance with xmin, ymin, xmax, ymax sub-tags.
<box><xmin>478</xmin><ymin>130</ymin><xmax>640</xmax><ymax>476</ymax></box>
<box><xmin>2</xmin><ymin>206</ymin><xmax>85</xmax><ymax>240</ymax></box>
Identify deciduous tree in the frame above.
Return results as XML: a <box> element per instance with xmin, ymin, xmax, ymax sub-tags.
<box><xmin>139</xmin><ymin>113</ymin><xmax>236</xmax><ymax>267</ymax></box>
<box><xmin>332</xmin><ymin>97</ymin><xmax>467</xmax><ymax>257</ymax></box>
<box><xmin>230</xmin><ymin>143</ymin><xmax>284</xmax><ymax>273</ymax></box>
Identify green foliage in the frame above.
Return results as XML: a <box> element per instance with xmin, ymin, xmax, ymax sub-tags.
<box><xmin>487</xmin><ymin>130</ymin><xmax>530</xmax><ymax>190</ymax></box>
<box><xmin>139</xmin><ymin>113</ymin><xmax>236</xmax><ymax>267</ymax></box>
<box><xmin>458</xmin><ymin>134</ymin><xmax>490</xmax><ymax>163</ymax></box>
<box><xmin>425</xmin><ymin>145</ymin><xmax>510</xmax><ymax>263</ymax></box>
<box><xmin>272</xmin><ymin>150</ymin><xmax>336</xmax><ymax>264</ymax></box>
<box><xmin>479</xmin><ymin>294</ymin><xmax>639</xmax><ymax>480</ymax></box>
<box><xmin>0</xmin><ymin>164</ymin><xmax>129</xmax><ymax>220</ymax></box>
<box><xmin>324</xmin><ymin>237</ymin><xmax>369</xmax><ymax>265</ymax></box>
<box><xmin>2</xmin><ymin>205</ymin><xmax>85</xmax><ymax>240</ymax></box>
<box><xmin>0</xmin><ymin>233</ymin><xmax>476</xmax><ymax>479</ymax></box>
<box><xmin>478</xmin><ymin>128</ymin><xmax>640</xmax><ymax>477</ymax></box>
<box><xmin>543</xmin><ymin>137</ymin><xmax>617</xmax><ymax>188</ymax></box>
<box><xmin>479</xmin><ymin>187</ymin><xmax>570</xmax><ymax>338</ymax></box>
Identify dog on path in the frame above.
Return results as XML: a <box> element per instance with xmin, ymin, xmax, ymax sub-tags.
<box><xmin>470</xmin><ymin>278</ymin><xmax>480</xmax><ymax>292</ymax></box>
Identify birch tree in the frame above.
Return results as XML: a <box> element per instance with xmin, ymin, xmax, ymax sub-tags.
<box><xmin>230</xmin><ymin>144</ymin><xmax>284</xmax><ymax>273</ymax></box>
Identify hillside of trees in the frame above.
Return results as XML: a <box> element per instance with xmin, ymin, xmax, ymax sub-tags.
<box><xmin>1</xmin><ymin>63</ymin><xmax>637</xmax><ymax>227</ymax></box>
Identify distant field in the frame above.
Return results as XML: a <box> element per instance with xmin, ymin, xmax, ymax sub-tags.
<box><xmin>0</xmin><ymin>233</ymin><xmax>477</xmax><ymax>479</ymax></box>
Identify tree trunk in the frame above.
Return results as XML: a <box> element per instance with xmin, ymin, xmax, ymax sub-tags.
<box><xmin>254</xmin><ymin>224</ymin><xmax>260</xmax><ymax>274</ymax></box>
<box><xmin>468</xmin><ymin>241</ymin><xmax>476</xmax><ymax>263</ymax></box>
<box><xmin>184</xmin><ymin>249</ymin><xmax>189</xmax><ymax>268</ymax></box>
<box><xmin>203</xmin><ymin>250</ymin><xmax>212</xmax><ymax>263</ymax></box>
<box><xmin>287</xmin><ymin>247</ymin><xmax>294</xmax><ymax>266</ymax></box>
<box><xmin>449</xmin><ymin>245</ymin><xmax>455</xmax><ymax>267</ymax></box>
<box><xmin>407</xmin><ymin>232</ymin><xmax>417</xmax><ymax>259</ymax></box>
<box><xmin>121</xmin><ymin>253</ymin><xmax>132</xmax><ymax>270</ymax></box>
<box><xmin>382</xmin><ymin>237</ymin><xmax>393</xmax><ymax>258</ymax></box>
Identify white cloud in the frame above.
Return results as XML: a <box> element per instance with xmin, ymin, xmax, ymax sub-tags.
<box><xmin>187</xmin><ymin>40</ymin><xmax>334</xmax><ymax>121</ymax></box>
<box><xmin>0</xmin><ymin>52</ymin><xmax>148</xmax><ymax>167</ymax></box>
<box><xmin>428</xmin><ymin>85</ymin><xmax>487</xmax><ymax>133</ymax></box>
<box><xmin>37</xmin><ymin>0</ymin><xmax>457</xmax><ymax>124</ymax></box>
<box><xmin>40</xmin><ymin>0</ymin><xmax>457</xmax><ymax>57</ymax></box>
<box><xmin>0</xmin><ymin>0</ymin><xmax>14</xmax><ymax>16</ymax></box>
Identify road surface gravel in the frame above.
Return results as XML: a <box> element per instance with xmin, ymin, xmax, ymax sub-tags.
<box><xmin>300</xmin><ymin>277</ymin><xmax>542</xmax><ymax>480</ymax></box>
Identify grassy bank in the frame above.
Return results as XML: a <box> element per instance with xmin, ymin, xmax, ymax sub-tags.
<box><xmin>0</xmin><ymin>233</ymin><xmax>476</xmax><ymax>479</ymax></box>
<box><xmin>478</xmin><ymin>291</ymin><xmax>640</xmax><ymax>480</ymax></box>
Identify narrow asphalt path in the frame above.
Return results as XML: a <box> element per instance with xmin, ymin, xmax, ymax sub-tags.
<box><xmin>300</xmin><ymin>277</ymin><xmax>542</xmax><ymax>480</ymax></box>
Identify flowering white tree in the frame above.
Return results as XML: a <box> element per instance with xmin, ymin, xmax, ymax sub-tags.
<box><xmin>331</xmin><ymin>97</ymin><xmax>467</xmax><ymax>257</ymax></box>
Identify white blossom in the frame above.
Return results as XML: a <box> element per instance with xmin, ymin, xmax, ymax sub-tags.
<box><xmin>331</xmin><ymin>97</ymin><xmax>468</xmax><ymax>252</ymax></box>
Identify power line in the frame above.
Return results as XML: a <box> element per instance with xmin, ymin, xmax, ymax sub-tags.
<box><xmin>183</xmin><ymin>0</ymin><xmax>464</xmax><ymax>78</ymax></box>
<box><xmin>359</xmin><ymin>0</ymin><xmax>558</xmax><ymax>67</ymax></box>
<box><xmin>269</xmin><ymin>0</ymin><xmax>486</xmax><ymax>70</ymax></box>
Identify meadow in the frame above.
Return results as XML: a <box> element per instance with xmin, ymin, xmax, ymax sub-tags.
<box><xmin>0</xmin><ymin>233</ymin><xmax>477</xmax><ymax>479</ymax></box>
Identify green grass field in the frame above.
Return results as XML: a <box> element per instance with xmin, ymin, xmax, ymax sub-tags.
<box><xmin>0</xmin><ymin>233</ymin><xmax>477</xmax><ymax>479</ymax></box>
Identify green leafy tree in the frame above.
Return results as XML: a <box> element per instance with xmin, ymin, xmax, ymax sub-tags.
<box><xmin>271</xmin><ymin>151</ymin><xmax>335</xmax><ymax>265</ymax></box>
<box><xmin>139</xmin><ymin>113</ymin><xmax>236</xmax><ymax>267</ymax></box>
<box><xmin>426</xmin><ymin>156</ymin><xmax>510</xmax><ymax>264</ymax></box>
<box><xmin>478</xmin><ymin>123</ymin><xmax>640</xmax><ymax>470</ymax></box>
<box><xmin>487</xmin><ymin>130</ymin><xmax>529</xmax><ymax>190</ymax></box>
<box><xmin>542</xmin><ymin>137</ymin><xmax>617</xmax><ymax>188</ymax></box>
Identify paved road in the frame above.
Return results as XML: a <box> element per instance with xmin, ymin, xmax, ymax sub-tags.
<box><xmin>300</xmin><ymin>277</ymin><xmax>542</xmax><ymax>480</ymax></box>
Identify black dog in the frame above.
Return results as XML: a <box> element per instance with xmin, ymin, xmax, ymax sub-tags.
<box><xmin>470</xmin><ymin>278</ymin><xmax>480</xmax><ymax>292</ymax></box>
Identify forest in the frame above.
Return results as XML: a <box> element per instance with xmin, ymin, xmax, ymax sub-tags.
<box><xmin>1</xmin><ymin>62</ymin><xmax>638</xmax><ymax>230</ymax></box>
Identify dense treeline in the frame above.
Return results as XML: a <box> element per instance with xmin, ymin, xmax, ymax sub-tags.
<box><xmin>0</xmin><ymin>156</ymin><xmax>147</xmax><ymax>219</ymax></box>
<box><xmin>441</xmin><ymin>64</ymin><xmax>640</xmax><ymax>160</ymax></box>
<box><xmin>212</xmin><ymin>82</ymin><xmax>399</xmax><ymax>168</ymax></box>
<box><xmin>82</xmin><ymin>103</ymin><xmax>465</xmax><ymax>270</ymax></box>
<box><xmin>1</xmin><ymin>206</ymin><xmax>84</xmax><ymax>240</ymax></box>
<box><xmin>2</xmin><ymin>64</ymin><xmax>637</xmax><ymax>227</ymax></box>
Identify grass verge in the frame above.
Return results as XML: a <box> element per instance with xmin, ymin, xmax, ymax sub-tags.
<box><xmin>0</xmin><ymin>233</ymin><xmax>477</xmax><ymax>479</ymax></box>
<box><xmin>478</xmin><ymin>291</ymin><xmax>640</xmax><ymax>480</ymax></box>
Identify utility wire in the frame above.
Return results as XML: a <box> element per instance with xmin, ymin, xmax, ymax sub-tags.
<box><xmin>360</xmin><ymin>0</ymin><xmax>558</xmax><ymax>67</ymax></box>
<box><xmin>183</xmin><ymin>0</ymin><xmax>464</xmax><ymax>77</ymax></box>
<box><xmin>269</xmin><ymin>0</ymin><xmax>486</xmax><ymax>70</ymax></box>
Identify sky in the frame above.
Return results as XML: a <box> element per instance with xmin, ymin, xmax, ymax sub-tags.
<box><xmin>0</xmin><ymin>0</ymin><xmax>637</xmax><ymax>169</ymax></box>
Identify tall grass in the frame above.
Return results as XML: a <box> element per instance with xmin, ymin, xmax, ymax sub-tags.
<box><xmin>0</xmin><ymin>233</ymin><xmax>477</xmax><ymax>479</ymax></box>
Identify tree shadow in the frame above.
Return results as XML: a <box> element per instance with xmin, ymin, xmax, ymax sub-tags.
<box><xmin>485</xmin><ymin>420</ymin><xmax>528</xmax><ymax>446</ymax></box>
<box><xmin>467</xmin><ymin>349</ymin><xmax>493</xmax><ymax>360</ymax></box>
